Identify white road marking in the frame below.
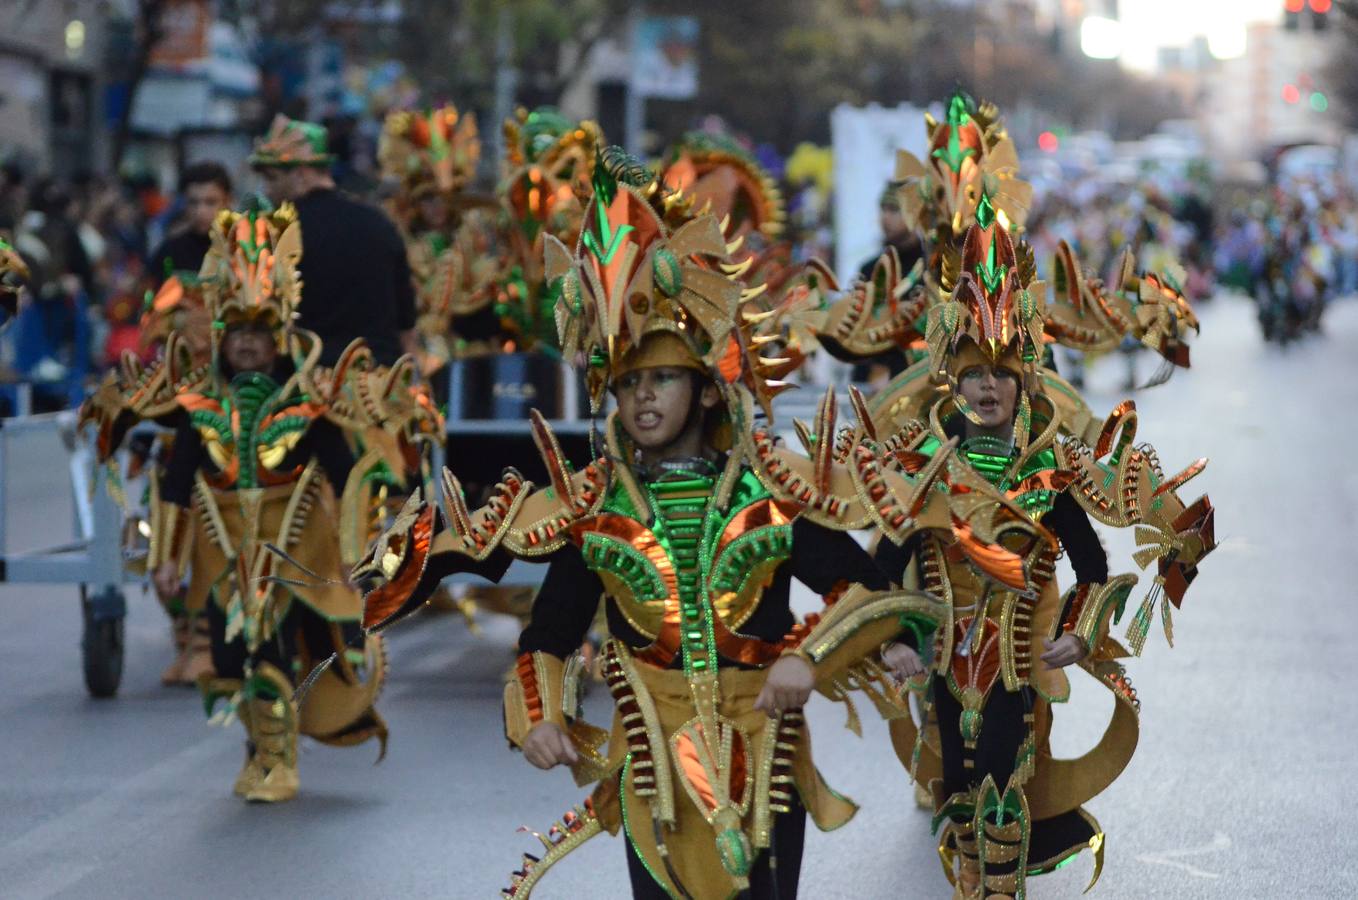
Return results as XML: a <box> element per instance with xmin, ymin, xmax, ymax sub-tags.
<box><xmin>1135</xmin><ymin>831</ymin><xmax>1231</xmax><ymax>879</ymax></box>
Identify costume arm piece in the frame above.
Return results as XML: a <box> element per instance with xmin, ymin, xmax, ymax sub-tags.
<box><xmin>1056</xmin><ymin>401</ymin><xmax>1216</xmax><ymax>654</ymax></box>
<box><xmin>781</xmin><ymin>582</ymin><xmax>946</xmax><ymax>734</ymax></box>
<box><xmin>354</xmin><ymin>416</ymin><xmax>610</xmax><ymax>633</ymax></box>
<box><xmin>1044</xmin><ymin>243</ymin><xmax>1199</xmax><ymax>369</ymax></box>
<box><xmin>505</xmin><ymin>651</ymin><xmax>572</xmax><ymax>742</ymax></box>
<box><xmin>78</xmin><ymin>336</ymin><xmax>209</xmax><ymax>462</ymax></box>
<box><xmin>1058</xmin><ymin>574</ymin><xmax>1140</xmax><ymax>652</ymax></box>
<box><xmin>146</xmin><ymin>474</ymin><xmax>193</xmax><ymax>576</ymax></box>
<box><xmin>809</xmin><ymin>249</ymin><xmax>932</xmax><ymax>360</ymax></box>
<box><xmin>504</xmin><ymin>547</ymin><xmax>610</xmax><ymax>785</ymax></box>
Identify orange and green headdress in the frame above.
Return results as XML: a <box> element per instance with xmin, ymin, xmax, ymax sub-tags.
<box><xmin>544</xmin><ymin>147</ymin><xmax>798</xmax><ymax>420</ymax></box>
<box><xmin>502</xmin><ymin>107</ymin><xmax>602</xmax><ymax>245</ymax></box>
<box><xmin>248</xmin><ymin>115</ymin><xmax>335</xmax><ymax>169</ymax></box>
<box><xmin>895</xmin><ymin>93</ymin><xmax>1031</xmax><ymax>239</ymax></box>
<box><xmin>659</xmin><ymin>132</ymin><xmax>785</xmax><ymax>251</ymax></box>
<box><xmin>378</xmin><ymin>105</ymin><xmax>480</xmax><ymax>202</ymax></box>
<box><xmin>0</xmin><ymin>235</ymin><xmax>29</xmax><ymax>330</ymax></box>
<box><xmin>927</xmin><ymin>191</ymin><xmax>1046</xmax><ymax>441</ymax></box>
<box><xmin>200</xmin><ymin>205</ymin><xmax>303</xmax><ymax>351</ymax></box>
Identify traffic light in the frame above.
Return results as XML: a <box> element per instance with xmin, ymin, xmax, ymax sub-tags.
<box><xmin>1285</xmin><ymin>0</ymin><xmax>1331</xmax><ymax>29</ymax></box>
<box><xmin>1285</xmin><ymin>0</ymin><xmax>1302</xmax><ymax>29</ymax></box>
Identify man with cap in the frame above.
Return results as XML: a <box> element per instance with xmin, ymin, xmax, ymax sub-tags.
<box><xmin>249</xmin><ymin>114</ymin><xmax>418</xmax><ymax>367</ymax></box>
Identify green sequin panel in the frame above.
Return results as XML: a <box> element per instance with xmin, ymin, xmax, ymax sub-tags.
<box><xmin>580</xmin><ymin>533</ymin><xmax>669</xmax><ymax>604</ymax></box>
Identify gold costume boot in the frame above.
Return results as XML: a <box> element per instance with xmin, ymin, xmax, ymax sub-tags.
<box><xmin>933</xmin><ymin>782</ymin><xmax>982</xmax><ymax>900</ymax></box>
<box><xmin>160</xmin><ymin>614</ymin><xmax>189</xmax><ymax>686</ymax></box>
<box><xmin>231</xmin><ymin>695</ymin><xmax>262</xmax><ymax>797</ymax></box>
<box><xmin>975</xmin><ymin>776</ymin><xmax>1030</xmax><ymax>900</ymax></box>
<box><xmin>199</xmin><ymin>675</ymin><xmax>261</xmax><ymax>797</ymax></box>
<box><xmin>242</xmin><ymin>663</ymin><xmax>299</xmax><ymax>803</ymax></box>
<box><xmin>179</xmin><ymin>615</ymin><xmax>215</xmax><ymax>684</ymax></box>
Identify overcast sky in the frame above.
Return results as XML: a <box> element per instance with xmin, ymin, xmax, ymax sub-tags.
<box><xmin>1116</xmin><ymin>0</ymin><xmax>1293</xmax><ymax>71</ymax></box>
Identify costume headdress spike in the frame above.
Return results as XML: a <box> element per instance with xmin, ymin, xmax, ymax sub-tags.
<box><xmin>199</xmin><ymin>204</ymin><xmax>304</xmax><ymax>361</ymax></box>
<box><xmin>545</xmin><ymin>146</ymin><xmax>797</xmax><ymax>421</ymax></box>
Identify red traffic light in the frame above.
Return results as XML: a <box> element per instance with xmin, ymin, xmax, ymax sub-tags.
<box><xmin>1282</xmin><ymin>84</ymin><xmax>1301</xmax><ymax>104</ymax></box>
<box><xmin>1038</xmin><ymin>131</ymin><xmax>1059</xmax><ymax>152</ymax></box>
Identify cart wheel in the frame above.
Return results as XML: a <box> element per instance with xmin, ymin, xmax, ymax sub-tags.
<box><xmin>81</xmin><ymin>586</ymin><xmax>126</xmax><ymax>698</ymax></box>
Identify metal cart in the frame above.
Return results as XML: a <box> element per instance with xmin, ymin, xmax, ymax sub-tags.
<box><xmin>0</xmin><ymin>411</ymin><xmax>129</xmax><ymax>697</ymax></box>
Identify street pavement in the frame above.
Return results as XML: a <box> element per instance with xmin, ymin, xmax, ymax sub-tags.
<box><xmin>0</xmin><ymin>292</ymin><xmax>1353</xmax><ymax>899</ymax></box>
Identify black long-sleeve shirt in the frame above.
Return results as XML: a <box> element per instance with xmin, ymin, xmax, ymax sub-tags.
<box><xmin>291</xmin><ymin>188</ymin><xmax>416</xmax><ymax>367</ymax></box>
<box><xmin>160</xmin><ymin>412</ymin><xmax>354</xmax><ymax>507</ymax></box>
<box><xmin>518</xmin><ymin>518</ymin><xmax>891</xmax><ymax>664</ymax></box>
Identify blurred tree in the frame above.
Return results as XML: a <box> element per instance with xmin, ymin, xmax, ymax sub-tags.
<box><xmin>109</xmin><ymin>0</ymin><xmax>1184</xmax><ymax>169</ymax></box>
<box><xmin>1325</xmin><ymin>0</ymin><xmax>1358</xmax><ymax>128</ymax></box>
<box><xmin>111</xmin><ymin>0</ymin><xmax>628</xmax><ymax>169</ymax></box>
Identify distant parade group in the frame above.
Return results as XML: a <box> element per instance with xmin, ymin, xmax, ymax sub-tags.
<box><xmin>0</xmin><ymin>89</ymin><xmax>1218</xmax><ymax>899</ymax></box>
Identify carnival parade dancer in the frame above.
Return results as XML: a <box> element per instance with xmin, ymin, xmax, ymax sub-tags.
<box><xmin>793</xmin><ymin>93</ymin><xmax>1216</xmax><ymax>898</ymax></box>
<box><xmin>378</xmin><ymin>104</ymin><xmax>504</xmax><ymax>380</ymax></box>
<box><xmin>860</xmin><ymin>190</ymin><xmax>1215</xmax><ymax>897</ymax></box>
<box><xmin>80</xmin><ymin>205</ymin><xmax>403</xmax><ymax>803</ymax></box>
<box><xmin>352</xmin><ymin>148</ymin><xmax>1055</xmax><ymax>899</ymax></box>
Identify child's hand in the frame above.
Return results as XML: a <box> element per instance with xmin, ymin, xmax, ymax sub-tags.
<box><xmin>152</xmin><ymin>561</ymin><xmax>180</xmax><ymax>602</ymax></box>
<box><xmin>1040</xmin><ymin>634</ymin><xmax>1088</xmax><ymax>669</ymax></box>
<box><xmin>882</xmin><ymin>642</ymin><xmax>925</xmax><ymax>683</ymax></box>
<box><xmin>754</xmin><ymin>655</ymin><xmax>815</xmax><ymax>718</ymax></box>
<box><xmin>521</xmin><ymin>722</ymin><xmax>579</xmax><ymax>770</ymax></box>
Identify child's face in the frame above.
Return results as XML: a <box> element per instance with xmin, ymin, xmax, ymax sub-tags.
<box><xmin>615</xmin><ymin>366</ymin><xmax>712</xmax><ymax>453</ymax></box>
<box><xmin>221</xmin><ymin>322</ymin><xmax>278</xmax><ymax>374</ymax></box>
<box><xmin>957</xmin><ymin>364</ymin><xmax>1018</xmax><ymax>429</ymax></box>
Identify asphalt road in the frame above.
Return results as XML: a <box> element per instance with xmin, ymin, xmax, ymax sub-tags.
<box><xmin>0</xmin><ymin>293</ymin><xmax>1353</xmax><ymax>899</ymax></box>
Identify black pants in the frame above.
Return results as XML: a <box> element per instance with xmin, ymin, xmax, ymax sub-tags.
<box><xmin>207</xmin><ymin>598</ymin><xmax>362</xmax><ymax>685</ymax></box>
<box><xmin>625</xmin><ymin>792</ymin><xmax>807</xmax><ymax>900</ymax></box>
<box><xmin>932</xmin><ymin>675</ymin><xmax>1032</xmax><ymax>800</ymax></box>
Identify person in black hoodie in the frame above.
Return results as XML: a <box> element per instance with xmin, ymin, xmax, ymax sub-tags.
<box><xmin>249</xmin><ymin>114</ymin><xmax>417</xmax><ymax>367</ymax></box>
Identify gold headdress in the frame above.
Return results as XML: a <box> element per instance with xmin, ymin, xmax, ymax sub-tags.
<box><xmin>895</xmin><ymin>93</ymin><xmax>1031</xmax><ymax>239</ymax></box>
<box><xmin>659</xmin><ymin>132</ymin><xmax>785</xmax><ymax>246</ymax></box>
<box><xmin>927</xmin><ymin>192</ymin><xmax>1046</xmax><ymax>443</ymax></box>
<box><xmin>378</xmin><ymin>105</ymin><xmax>480</xmax><ymax>202</ymax></box>
<box><xmin>139</xmin><ymin>275</ymin><xmax>212</xmax><ymax>365</ymax></box>
<box><xmin>544</xmin><ymin>147</ymin><xmax>797</xmax><ymax>420</ymax></box>
<box><xmin>199</xmin><ymin>205</ymin><xmax>303</xmax><ymax>355</ymax></box>
<box><xmin>502</xmin><ymin>107</ymin><xmax>602</xmax><ymax>244</ymax></box>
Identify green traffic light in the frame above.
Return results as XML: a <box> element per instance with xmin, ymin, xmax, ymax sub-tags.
<box><xmin>1309</xmin><ymin>91</ymin><xmax>1328</xmax><ymax>112</ymax></box>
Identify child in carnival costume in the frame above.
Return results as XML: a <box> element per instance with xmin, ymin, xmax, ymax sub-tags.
<box><xmin>868</xmin><ymin>190</ymin><xmax>1216</xmax><ymax>898</ymax></box>
<box><xmin>797</xmin><ymin>93</ymin><xmax>1200</xmax><ymax>442</ymax></box>
<box><xmin>80</xmin><ymin>206</ymin><xmax>403</xmax><ymax>802</ymax></box>
<box><xmin>378</xmin><ymin>105</ymin><xmax>505</xmax><ymax>373</ymax></box>
<box><xmin>353</xmin><ymin>149</ymin><xmax>1054</xmax><ymax>899</ymax></box>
